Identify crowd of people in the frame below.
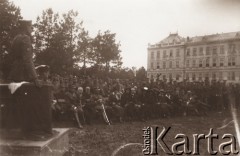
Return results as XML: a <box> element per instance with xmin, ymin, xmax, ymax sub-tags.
<box><xmin>36</xmin><ymin>66</ymin><xmax>239</xmax><ymax>129</ymax></box>
<box><xmin>0</xmin><ymin>19</ymin><xmax>237</xmax><ymax>130</ymax></box>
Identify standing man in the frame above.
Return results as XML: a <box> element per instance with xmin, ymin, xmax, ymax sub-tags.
<box><xmin>8</xmin><ymin>20</ymin><xmax>40</xmax><ymax>86</ymax></box>
<box><xmin>6</xmin><ymin>20</ymin><xmax>53</xmax><ymax>140</ymax></box>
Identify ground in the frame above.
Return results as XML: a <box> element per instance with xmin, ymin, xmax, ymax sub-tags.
<box><xmin>57</xmin><ymin>112</ymin><xmax>239</xmax><ymax>156</ymax></box>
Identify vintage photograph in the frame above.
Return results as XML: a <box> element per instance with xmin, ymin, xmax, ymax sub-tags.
<box><xmin>0</xmin><ymin>0</ymin><xmax>240</xmax><ymax>155</ymax></box>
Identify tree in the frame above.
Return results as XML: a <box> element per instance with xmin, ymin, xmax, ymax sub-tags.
<box><xmin>0</xmin><ymin>0</ymin><xmax>22</xmax><ymax>77</ymax></box>
<box><xmin>92</xmin><ymin>30</ymin><xmax>122</xmax><ymax>72</ymax></box>
<box><xmin>76</xmin><ymin>28</ymin><xmax>94</xmax><ymax>75</ymax></box>
<box><xmin>34</xmin><ymin>8</ymin><xmax>59</xmax><ymax>52</ymax></box>
<box><xmin>34</xmin><ymin>9</ymin><xmax>82</xmax><ymax>74</ymax></box>
<box><xmin>136</xmin><ymin>67</ymin><xmax>147</xmax><ymax>81</ymax></box>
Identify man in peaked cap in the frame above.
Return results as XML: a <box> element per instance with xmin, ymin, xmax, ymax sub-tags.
<box><xmin>6</xmin><ymin>20</ymin><xmax>55</xmax><ymax>140</ymax></box>
<box><xmin>8</xmin><ymin>20</ymin><xmax>40</xmax><ymax>87</ymax></box>
<box><xmin>36</xmin><ymin>65</ymin><xmax>50</xmax><ymax>79</ymax></box>
<box><xmin>35</xmin><ymin>65</ymin><xmax>52</xmax><ymax>86</ymax></box>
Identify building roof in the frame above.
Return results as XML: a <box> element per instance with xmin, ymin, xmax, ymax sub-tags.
<box><xmin>159</xmin><ymin>33</ymin><xmax>185</xmax><ymax>45</ymax></box>
<box><xmin>188</xmin><ymin>31</ymin><xmax>240</xmax><ymax>43</ymax></box>
<box><xmin>148</xmin><ymin>31</ymin><xmax>240</xmax><ymax>48</ymax></box>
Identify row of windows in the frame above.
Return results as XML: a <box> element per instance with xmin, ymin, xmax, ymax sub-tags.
<box><xmin>149</xmin><ymin>71</ymin><xmax>236</xmax><ymax>81</ymax></box>
<box><xmin>150</xmin><ymin>57</ymin><xmax>236</xmax><ymax>69</ymax></box>
<box><xmin>150</xmin><ymin>44</ymin><xmax>239</xmax><ymax>59</ymax></box>
<box><xmin>150</xmin><ymin>73</ymin><xmax>182</xmax><ymax>80</ymax></box>
<box><xmin>150</xmin><ymin>60</ymin><xmax>181</xmax><ymax>69</ymax></box>
<box><xmin>151</xmin><ymin>49</ymin><xmax>181</xmax><ymax>59</ymax></box>
<box><xmin>186</xmin><ymin>44</ymin><xmax>238</xmax><ymax>57</ymax></box>
<box><xmin>185</xmin><ymin>57</ymin><xmax>236</xmax><ymax>68</ymax></box>
<box><xmin>185</xmin><ymin>72</ymin><xmax>236</xmax><ymax>81</ymax></box>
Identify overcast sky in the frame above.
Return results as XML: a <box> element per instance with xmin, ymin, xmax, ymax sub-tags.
<box><xmin>11</xmin><ymin>0</ymin><xmax>240</xmax><ymax>68</ymax></box>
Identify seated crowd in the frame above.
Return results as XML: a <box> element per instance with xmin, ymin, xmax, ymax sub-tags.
<box><xmin>36</xmin><ymin>66</ymin><xmax>240</xmax><ymax>128</ymax></box>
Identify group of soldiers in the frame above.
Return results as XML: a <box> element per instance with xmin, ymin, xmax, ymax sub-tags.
<box><xmin>3</xmin><ymin>19</ymin><xmax>238</xmax><ymax>130</ymax></box>
<box><xmin>44</xmin><ymin>70</ymin><xmax>237</xmax><ymax>128</ymax></box>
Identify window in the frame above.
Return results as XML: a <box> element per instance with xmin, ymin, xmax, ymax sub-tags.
<box><xmin>199</xmin><ymin>47</ymin><xmax>203</xmax><ymax>56</ymax></box>
<box><xmin>192</xmin><ymin>73</ymin><xmax>196</xmax><ymax>81</ymax></box>
<box><xmin>157</xmin><ymin>51</ymin><xmax>160</xmax><ymax>59</ymax></box>
<box><xmin>228</xmin><ymin>72</ymin><xmax>235</xmax><ymax>80</ymax></box>
<box><xmin>220</xmin><ymin>58</ymin><xmax>224</xmax><ymax>66</ymax></box>
<box><xmin>176</xmin><ymin>49</ymin><xmax>180</xmax><ymax>57</ymax></box>
<box><xmin>206</xmin><ymin>58</ymin><xmax>210</xmax><ymax>67</ymax></box>
<box><xmin>212</xmin><ymin>58</ymin><xmax>217</xmax><ymax>67</ymax></box>
<box><xmin>169</xmin><ymin>61</ymin><xmax>172</xmax><ymax>68</ymax></box>
<box><xmin>193</xmin><ymin>48</ymin><xmax>197</xmax><ymax>56</ymax></box>
<box><xmin>176</xmin><ymin>74</ymin><xmax>180</xmax><ymax>80</ymax></box>
<box><xmin>186</xmin><ymin>60</ymin><xmax>190</xmax><ymax>67</ymax></box>
<box><xmin>157</xmin><ymin>62</ymin><xmax>160</xmax><ymax>69</ymax></box>
<box><xmin>163</xmin><ymin>50</ymin><xmax>167</xmax><ymax>58</ymax></box>
<box><xmin>170</xmin><ymin>50</ymin><xmax>173</xmax><ymax>57</ymax></box>
<box><xmin>229</xmin><ymin>44</ymin><xmax>236</xmax><ymax>54</ymax></box>
<box><xmin>206</xmin><ymin>47</ymin><xmax>210</xmax><ymax>55</ymax></box>
<box><xmin>232</xmin><ymin>57</ymin><xmax>236</xmax><ymax>66</ymax></box>
<box><xmin>213</xmin><ymin>46</ymin><xmax>217</xmax><ymax>55</ymax></box>
<box><xmin>220</xmin><ymin>45</ymin><xmax>225</xmax><ymax>54</ymax></box>
<box><xmin>186</xmin><ymin>73</ymin><xmax>189</xmax><ymax>80</ymax></box>
<box><xmin>186</xmin><ymin>48</ymin><xmax>190</xmax><ymax>56</ymax></box>
<box><xmin>228</xmin><ymin>72</ymin><xmax>230</xmax><ymax>80</ymax></box>
<box><xmin>219</xmin><ymin>72</ymin><xmax>223</xmax><ymax>80</ymax></box>
<box><xmin>199</xmin><ymin>59</ymin><xmax>203</xmax><ymax>67</ymax></box>
<box><xmin>192</xmin><ymin>60</ymin><xmax>196</xmax><ymax>67</ymax></box>
<box><xmin>176</xmin><ymin>60</ymin><xmax>179</xmax><ymax>68</ymax></box>
<box><xmin>163</xmin><ymin>61</ymin><xmax>166</xmax><ymax>68</ymax></box>
<box><xmin>228</xmin><ymin>57</ymin><xmax>235</xmax><ymax>66</ymax></box>
<box><xmin>151</xmin><ymin>51</ymin><xmax>154</xmax><ymax>59</ymax></box>
<box><xmin>199</xmin><ymin>73</ymin><xmax>202</xmax><ymax>81</ymax></box>
<box><xmin>205</xmin><ymin>73</ymin><xmax>209</xmax><ymax>79</ymax></box>
<box><xmin>212</xmin><ymin>72</ymin><xmax>216</xmax><ymax>80</ymax></box>
<box><xmin>151</xmin><ymin>62</ymin><xmax>154</xmax><ymax>69</ymax></box>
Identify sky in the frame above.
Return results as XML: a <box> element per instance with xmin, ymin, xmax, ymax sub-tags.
<box><xmin>11</xmin><ymin>0</ymin><xmax>240</xmax><ymax>68</ymax></box>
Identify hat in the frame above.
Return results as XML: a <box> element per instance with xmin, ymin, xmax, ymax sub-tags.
<box><xmin>159</xmin><ymin>89</ymin><xmax>164</xmax><ymax>92</ymax></box>
<box><xmin>77</xmin><ymin>87</ymin><xmax>83</xmax><ymax>92</ymax></box>
<box><xmin>35</xmin><ymin>65</ymin><xmax>50</xmax><ymax>73</ymax></box>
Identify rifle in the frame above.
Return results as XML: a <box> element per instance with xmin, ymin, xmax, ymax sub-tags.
<box><xmin>101</xmin><ymin>103</ymin><xmax>111</xmax><ymax>125</ymax></box>
<box><xmin>73</xmin><ymin>105</ymin><xmax>83</xmax><ymax>128</ymax></box>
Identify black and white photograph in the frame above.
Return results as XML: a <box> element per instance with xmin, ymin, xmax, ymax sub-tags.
<box><xmin>0</xmin><ymin>0</ymin><xmax>240</xmax><ymax>155</ymax></box>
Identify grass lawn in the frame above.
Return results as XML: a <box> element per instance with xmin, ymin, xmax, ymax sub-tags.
<box><xmin>62</xmin><ymin>112</ymin><xmax>238</xmax><ymax>156</ymax></box>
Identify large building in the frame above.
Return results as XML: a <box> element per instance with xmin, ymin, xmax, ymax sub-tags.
<box><xmin>147</xmin><ymin>31</ymin><xmax>240</xmax><ymax>83</ymax></box>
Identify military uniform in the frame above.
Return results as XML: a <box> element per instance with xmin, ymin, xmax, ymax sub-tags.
<box><xmin>107</xmin><ymin>91</ymin><xmax>124</xmax><ymax>122</ymax></box>
<box><xmin>8</xmin><ymin>34</ymin><xmax>37</xmax><ymax>82</ymax></box>
<box><xmin>5</xmin><ymin>20</ymin><xmax>53</xmax><ymax>140</ymax></box>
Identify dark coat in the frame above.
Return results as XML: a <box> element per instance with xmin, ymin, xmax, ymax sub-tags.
<box><xmin>8</xmin><ymin>34</ymin><xmax>37</xmax><ymax>82</ymax></box>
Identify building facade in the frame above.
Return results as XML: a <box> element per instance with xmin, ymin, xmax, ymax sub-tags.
<box><xmin>147</xmin><ymin>31</ymin><xmax>240</xmax><ymax>83</ymax></box>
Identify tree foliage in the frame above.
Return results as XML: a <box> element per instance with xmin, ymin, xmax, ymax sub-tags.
<box><xmin>0</xmin><ymin>0</ymin><xmax>22</xmax><ymax>77</ymax></box>
<box><xmin>92</xmin><ymin>30</ymin><xmax>122</xmax><ymax>71</ymax></box>
<box><xmin>0</xmin><ymin>2</ymin><xmax>125</xmax><ymax>78</ymax></box>
<box><xmin>76</xmin><ymin>28</ymin><xmax>94</xmax><ymax>69</ymax></box>
<box><xmin>136</xmin><ymin>67</ymin><xmax>147</xmax><ymax>81</ymax></box>
<box><xmin>34</xmin><ymin>8</ymin><xmax>123</xmax><ymax>75</ymax></box>
<box><xmin>34</xmin><ymin>9</ymin><xmax>82</xmax><ymax>74</ymax></box>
